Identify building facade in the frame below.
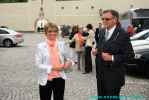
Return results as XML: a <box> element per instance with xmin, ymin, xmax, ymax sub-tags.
<box><xmin>0</xmin><ymin>0</ymin><xmax>149</xmax><ymax>31</ymax></box>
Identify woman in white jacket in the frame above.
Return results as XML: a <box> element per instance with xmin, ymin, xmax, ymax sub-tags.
<box><xmin>35</xmin><ymin>22</ymin><xmax>73</xmax><ymax>100</ymax></box>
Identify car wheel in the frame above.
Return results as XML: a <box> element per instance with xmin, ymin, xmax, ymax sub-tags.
<box><xmin>3</xmin><ymin>39</ymin><xmax>13</xmax><ymax>47</ymax></box>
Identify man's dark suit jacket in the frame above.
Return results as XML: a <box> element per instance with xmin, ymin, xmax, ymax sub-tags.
<box><xmin>95</xmin><ymin>28</ymin><xmax>101</xmax><ymax>43</ymax></box>
<box><xmin>96</xmin><ymin>26</ymin><xmax>134</xmax><ymax>90</ymax></box>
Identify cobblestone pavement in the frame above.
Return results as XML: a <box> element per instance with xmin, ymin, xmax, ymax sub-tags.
<box><xmin>0</xmin><ymin>33</ymin><xmax>149</xmax><ymax>100</ymax></box>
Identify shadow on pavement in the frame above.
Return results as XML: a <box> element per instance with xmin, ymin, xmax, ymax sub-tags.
<box><xmin>126</xmin><ymin>71</ymin><xmax>149</xmax><ymax>79</ymax></box>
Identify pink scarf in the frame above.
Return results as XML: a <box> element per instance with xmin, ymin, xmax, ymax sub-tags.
<box><xmin>47</xmin><ymin>40</ymin><xmax>62</xmax><ymax>80</ymax></box>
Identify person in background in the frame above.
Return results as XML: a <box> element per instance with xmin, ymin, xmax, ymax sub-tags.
<box><xmin>135</xmin><ymin>24</ymin><xmax>142</xmax><ymax>33</ymax></box>
<box><xmin>127</xmin><ymin>24</ymin><xmax>134</xmax><ymax>37</ymax></box>
<box><xmin>92</xmin><ymin>9</ymin><xmax>134</xmax><ymax>100</ymax></box>
<box><xmin>34</xmin><ymin>7</ymin><xmax>48</xmax><ymax>32</ymax></box>
<box><xmin>95</xmin><ymin>22</ymin><xmax>103</xmax><ymax>43</ymax></box>
<box><xmin>83</xmin><ymin>24</ymin><xmax>94</xmax><ymax>74</ymax></box>
<box><xmin>35</xmin><ymin>22</ymin><xmax>73</xmax><ymax>100</ymax></box>
<box><xmin>70</xmin><ymin>25</ymin><xmax>85</xmax><ymax>71</ymax></box>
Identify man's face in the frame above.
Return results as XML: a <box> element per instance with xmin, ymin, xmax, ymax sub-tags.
<box><xmin>101</xmin><ymin>12</ymin><xmax>117</xmax><ymax>29</ymax></box>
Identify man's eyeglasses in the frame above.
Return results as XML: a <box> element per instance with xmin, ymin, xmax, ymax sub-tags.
<box><xmin>101</xmin><ymin>18</ymin><xmax>113</xmax><ymax>21</ymax></box>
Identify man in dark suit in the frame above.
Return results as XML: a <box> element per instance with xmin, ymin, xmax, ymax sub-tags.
<box><xmin>92</xmin><ymin>9</ymin><xmax>134</xmax><ymax>100</ymax></box>
<box><xmin>95</xmin><ymin>22</ymin><xmax>102</xmax><ymax>43</ymax></box>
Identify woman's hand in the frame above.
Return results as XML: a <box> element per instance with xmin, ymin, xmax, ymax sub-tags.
<box><xmin>52</xmin><ymin>65</ymin><xmax>63</xmax><ymax>71</ymax></box>
<box><xmin>52</xmin><ymin>61</ymin><xmax>72</xmax><ymax>71</ymax></box>
<box><xmin>64</xmin><ymin>61</ymin><xmax>72</xmax><ymax>69</ymax></box>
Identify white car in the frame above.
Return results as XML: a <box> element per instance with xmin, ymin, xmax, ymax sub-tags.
<box><xmin>131</xmin><ymin>37</ymin><xmax>149</xmax><ymax>47</ymax></box>
<box><xmin>130</xmin><ymin>29</ymin><xmax>149</xmax><ymax>40</ymax></box>
<box><xmin>131</xmin><ymin>37</ymin><xmax>149</xmax><ymax>58</ymax></box>
<box><xmin>0</xmin><ymin>28</ymin><xmax>24</xmax><ymax>47</ymax></box>
<box><xmin>126</xmin><ymin>37</ymin><xmax>149</xmax><ymax>76</ymax></box>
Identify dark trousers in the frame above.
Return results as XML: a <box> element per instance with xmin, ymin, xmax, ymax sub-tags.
<box><xmin>39</xmin><ymin>78</ymin><xmax>65</xmax><ymax>100</ymax></box>
<box><xmin>97</xmin><ymin>78</ymin><xmax>120</xmax><ymax>100</ymax></box>
<box><xmin>77</xmin><ymin>51</ymin><xmax>82</xmax><ymax>70</ymax></box>
<box><xmin>85</xmin><ymin>46</ymin><xmax>92</xmax><ymax>73</ymax></box>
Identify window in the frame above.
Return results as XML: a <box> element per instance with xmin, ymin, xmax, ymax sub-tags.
<box><xmin>61</xmin><ymin>6</ymin><xmax>64</xmax><ymax>10</ymax></box>
<box><xmin>91</xmin><ymin>6</ymin><xmax>94</xmax><ymax>10</ymax></box>
<box><xmin>134</xmin><ymin>9</ymin><xmax>149</xmax><ymax>17</ymax></box>
<box><xmin>0</xmin><ymin>0</ymin><xmax>28</xmax><ymax>3</ymax></box>
<box><xmin>139</xmin><ymin>32</ymin><xmax>149</xmax><ymax>40</ymax></box>
<box><xmin>0</xmin><ymin>30</ymin><xmax>9</xmax><ymax>34</ymax></box>
<box><xmin>132</xmin><ymin>19</ymin><xmax>149</xmax><ymax>29</ymax></box>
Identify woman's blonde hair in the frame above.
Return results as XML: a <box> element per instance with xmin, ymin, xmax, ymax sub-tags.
<box><xmin>44</xmin><ymin>22</ymin><xmax>58</xmax><ymax>35</ymax></box>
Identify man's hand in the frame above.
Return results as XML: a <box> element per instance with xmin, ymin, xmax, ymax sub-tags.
<box><xmin>102</xmin><ymin>52</ymin><xmax>112</xmax><ymax>61</ymax></box>
<box><xmin>92</xmin><ymin>48</ymin><xmax>97</xmax><ymax>56</ymax></box>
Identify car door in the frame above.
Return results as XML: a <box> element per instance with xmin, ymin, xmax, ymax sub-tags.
<box><xmin>0</xmin><ymin>29</ymin><xmax>9</xmax><ymax>44</ymax></box>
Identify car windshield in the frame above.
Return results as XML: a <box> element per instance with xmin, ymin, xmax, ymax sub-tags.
<box><xmin>131</xmin><ymin>29</ymin><xmax>149</xmax><ymax>39</ymax></box>
<box><xmin>146</xmin><ymin>37</ymin><xmax>149</xmax><ymax>40</ymax></box>
<box><xmin>0</xmin><ymin>28</ymin><xmax>17</xmax><ymax>34</ymax></box>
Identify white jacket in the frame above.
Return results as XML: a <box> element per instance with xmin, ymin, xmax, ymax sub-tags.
<box><xmin>35</xmin><ymin>41</ymin><xmax>72</xmax><ymax>86</ymax></box>
<box><xmin>86</xmin><ymin>29</ymin><xmax>95</xmax><ymax>47</ymax></box>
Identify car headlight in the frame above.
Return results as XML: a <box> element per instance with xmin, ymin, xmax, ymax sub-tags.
<box><xmin>135</xmin><ymin>54</ymin><xmax>142</xmax><ymax>59</ymax></box>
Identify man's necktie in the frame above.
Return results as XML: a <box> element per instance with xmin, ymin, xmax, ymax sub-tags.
<box><xmin>105</xmin><ymin>31</ymin><xmax>109</xmax><ymax>40</ymax></box>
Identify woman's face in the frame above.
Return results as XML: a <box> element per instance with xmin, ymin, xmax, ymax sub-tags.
<box><xmin>46</xmin><ymin>31</ymin><xmax>57</xmax><ymax>41</ymax></box>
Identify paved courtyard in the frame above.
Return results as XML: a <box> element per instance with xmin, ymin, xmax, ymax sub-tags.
<box><xmin>0</xmin><ymin>33</ymin><xmax>149</xmax><ymax>100</ymax></box>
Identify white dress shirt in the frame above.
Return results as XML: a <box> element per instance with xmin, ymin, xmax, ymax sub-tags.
<box><xmin>105</xmin><ymin>25</ymin><xmax>116</xmax><ymax>61</ymax></box>
<box><xmin>105</xmin><ymin>25</ymin><xmax>116</xmax><ymax>40</ymax></box>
